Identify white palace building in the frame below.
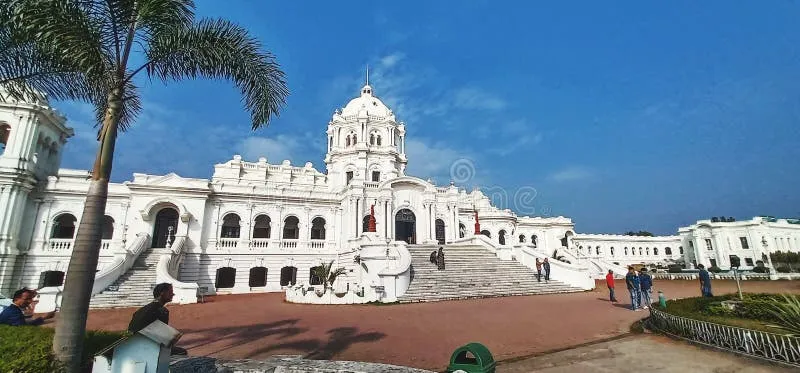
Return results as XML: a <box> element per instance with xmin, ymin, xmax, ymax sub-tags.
<box><xmin>1</xmin><ymin>81</ymin><xmax>799</xmax><ymax>309</ymax></box>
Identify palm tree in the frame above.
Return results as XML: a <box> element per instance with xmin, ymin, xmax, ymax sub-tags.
<box><xmin>1</xmin><ymin>1</ymin><xmax>287</xmax><ymax>370</ymax></box>
<box><xmin>311</xmin><ymin>260</ymin><xmax>348</xmax><ymax>290</ymax></box>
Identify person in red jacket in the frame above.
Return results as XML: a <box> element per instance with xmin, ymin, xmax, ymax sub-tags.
<box><xmin>605</xmin><ymin>270</ymin><xmax>618</xmax><ymax>302</ymax></box>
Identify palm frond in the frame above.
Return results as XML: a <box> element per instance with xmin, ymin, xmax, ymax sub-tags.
<box><xmin>137</xmin><ymin>0</ymin><xmax>194</xmax><ymax>33</ymax></box>
<box><xmin>767</xmin><ymin>294</ymin><xmax>800</xmax><ymax>336</ymax></box>
<box><xmin>144</xmin><ymin>18</ymin><xmax>287</xmax><ymax>129</ymax></box>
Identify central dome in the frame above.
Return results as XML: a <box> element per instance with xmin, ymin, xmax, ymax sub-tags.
<box><xmin>340</xmin><ymin>84</ymin><xmax>392</xmax><ymax>118</ymax></box>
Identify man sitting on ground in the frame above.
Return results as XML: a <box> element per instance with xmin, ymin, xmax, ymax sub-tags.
<box><xmin>0</xmin><ymin>288</ymin><xmax>55</xmax><ymax>326</ymax></box>
<box><xmin>128</xmin><ymin>283</ymin><xmax>187</xmax><ymax>355</ymax></box>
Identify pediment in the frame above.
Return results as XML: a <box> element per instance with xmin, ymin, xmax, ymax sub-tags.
<box><xmin>130</xmin><ymin>172</ymin><xmax>208</xmax><ymax>189</ymax></box>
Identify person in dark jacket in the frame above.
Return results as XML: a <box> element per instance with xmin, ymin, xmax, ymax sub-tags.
<box><xmin>698</xmin><ymin>264</ymin><xmax>713</xmax><ymax>297</ymax></box>
<box><xmin>535</xmin><ymin>258</ymin><xmax>543</xmax><ymax>282</ymax></box>
<box><xmin>542</xmin><ymin>258</ymin><xmax>551</xmax><ymax>282</ymax></box>
<box><xmin>639</xmin><ymin>268</ymin><xmax>653</xmax><ymax>309</ymax></box>
<box><xmin>0</xmin><ymin>288</ymin><xmax>54</xmax><ymax>326</ymax></box>
<box><xmin>430</xmin><ymin>250</ymin><xmax>437</xmax><ymax>265</ymax></box>
<box><xmin>625</xmin><ymin>267</ymin><xmax>641</xmax><ymax>311</ymax></box>
<box><xmin>436</xmin><ymin>247</ymin><xmax>445</xmax><ymax>270</ymax></box>
<box><xmin>128</xmin><ymin>283</ymin><xmax>186</xmax><ymax>355</ymax></box>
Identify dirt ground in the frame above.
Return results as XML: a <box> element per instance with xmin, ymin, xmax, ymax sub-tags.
<box><xmin>75</xmin><ymin>279</ymin><xmax>800</xmax><ymax>371</ymax></box>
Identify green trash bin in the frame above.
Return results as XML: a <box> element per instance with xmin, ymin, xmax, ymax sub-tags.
<box><xmin>447</xmin><ymin>342</ymin><xmax>496</xmax><ymax>373</ymax></box>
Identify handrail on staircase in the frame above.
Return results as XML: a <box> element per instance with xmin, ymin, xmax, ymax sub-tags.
<box><xmin>91</xmin><ymin>233</ymin><xmax>151</xmax><ymax>295</ymax></box>
<box><xmin>156</xmin><ymin>236</ymin><xmax>199</xmax><ymax>304</ymax></box>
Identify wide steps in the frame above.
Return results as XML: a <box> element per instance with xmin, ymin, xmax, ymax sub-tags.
<box><xmin>89</xmin><ymin>248</ymin><xmax>160</xmax><ymax>309</ymax></box>
<box><xmin>398</xmin><ymin>245</ymin><xmax>583</xmax><ymax>303</ymax></box>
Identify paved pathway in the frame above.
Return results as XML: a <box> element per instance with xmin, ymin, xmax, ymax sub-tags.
<box><xmin>499</xmin><ymin>334</ymin><xmax>796</xmax><ymax>372</ymax></box>
<box><xmin>83</xmin><ymin>280</ymin><xmax>800</xmax><ymax>371</ymax></box>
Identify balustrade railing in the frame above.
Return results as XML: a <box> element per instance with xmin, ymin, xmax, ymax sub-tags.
<box><xmin>281</xmin><ymin>240</ymin><xmax>298</xmax><ymax>248</ymax></box>
<box><xmin>364</xmin><ymin>181</ymin><xmax>380</xmax><ymax>188</ymax></box>
<box><xmin>217</xmin><ymin>237</ymin><xmax>239</xmax><ymax>248</ymax></box>
<box><xmin>46</xmin><ymin>238</ymin><xmax>114</xmax><ymax>252</ymax></box>
<box><xmin>310</xmin><ymin>240</ymin><xmax>325</xmax><ymax>249</ymax></box>
<box><xmin>250</xmin><ymin>238</ymin><xmax>270</xmax><ymax>248</ymax></box>
<box><xmin>649</xmin><ymin>308</ymin><xmax>800</xmax><ymax>366</ymax></box>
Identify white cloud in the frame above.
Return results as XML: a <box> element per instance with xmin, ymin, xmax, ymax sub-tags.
<box><xmin>379</xmin><ymin>52</ymin><xmax>405</xmax><ymax>68</ymax></box>
<box><xmin>453</xmin><ymin>87</ymin><xmax>507</xmax><ymax>111</ymax></box>
<box><xmin>548</xmin><ymin>166</ymin><xmax>593</xmax><ymax>182</ymax></box>
<box><xmin>238</xmin><ymin>134</ymin><xmax>301</xmax><ymax>164</ymax></box>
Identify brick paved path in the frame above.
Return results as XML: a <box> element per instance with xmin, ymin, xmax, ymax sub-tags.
<box><xmin>84</xmin><ymin>280</ymin><xmax>800</xmax><ymax>371</ymax></box>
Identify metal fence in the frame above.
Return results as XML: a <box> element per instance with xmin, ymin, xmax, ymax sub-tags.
<box><xmin>648</xmin><ymin>308</ymin><xmax>800</xmax><ymax>367</ymax></box>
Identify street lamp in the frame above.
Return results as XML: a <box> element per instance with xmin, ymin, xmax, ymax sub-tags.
<box><xmin>762</xmin><ymin>236</ymin><xmax>778</xmax><ymax>280</ymax></box>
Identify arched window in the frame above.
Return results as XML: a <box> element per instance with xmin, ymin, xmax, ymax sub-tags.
<box><xmin>215</xmin><ymin>267</ymin><xmax>236</xmax><ymax>288</ymax></box>
<box><xmin>376</xmin><ymin>135</ymin><xmax>382</xmax><ymax>146</ymax></box>
<box><xmin>311</xmin><ymin>217</ymin><xmax>326</xmax><ymax>240</ymax></box>
<box><xmin>280</xmin><ymin>266</ymin><xmax>297</xmax><ymax>286</ymax></box>
<box><xmin>283</xmin><ymin>216</ymin><xmax>299</xmax><ymax>239</ymax></box>
<box><xmin>639</xmin><ymin>247</ymin><xmax>643</xmax><ymax>255</ymax></box>
<box><xmin>610</xmin><ymin>247</ymin><xmax>615</xmax><ymax>256</ymax></box>
<box><xmin>532</xmin><ymin>235</ymin><xmax>538</xmax><ymax>248</ymax></box>
<box><xmin>352</xmin><ymin>134</ymin><xmax>357</xmax><ymax>144</ymax></box>
<box><xmin>679</xmin><ymin>246</ymin><xmax>684</xmax><ymax>254</ymax></box>
<box><xmin>0</xmin><ymin>123</ymin><xmax>10</xmax><ymax>155</ymax></box>
<box><xmin>249</xmin><ymin>267</ymin><xmax>267</xmax><ymax>287</ymax></box>
<box><xmin>654</xmin><ymin>247</ymin><xmax>659</xmax><ymax>255</ymax></box>
<box><xmin>51</xmin><ymin>214</ymin><xmax>77</xmax><ymax>239</ymax></box>
<box><xmin>481</xmin><ymin>230</ymin><xmax>491</xmax><ymax>238</ymax></box>
<box><xmin>519</xmin><ymin>235</ymin><xmax>526</xmax><ymax>243</ymax></box>
<box><xmin>579</xmin><ymin>246</ymin><xmax>583</xmax><ymax>253</ymax></box>
<box><xmin>624</xmin><ymin>247</ymin><xmax>628</xmax><ymax>255</ymax></box>
<box><xmin>309</xmin><ymin>266</ymin><xmax>323</xmax><ymax>285</ymax></box>
<box><xmin>498</xmin><ymin>230</ymin><xmax>506</xmax><ymax>245</ymax></box>
<box><xmin>221</xmin><ymin>213</ymin><xmax>241</xmax><ymax>238</ymax></box>
<box><xmin>39</xmin><ymin>270</ymin><xmax>65</xmax><ymax>287</ymax></box>
<box><xmin>362</xmin><ymin>215</ymin><xmax>371</xmax><ymax>233</ymax></box>
<box><xmin>459</xmin><ymin>223</ymin><xmax>466</xmax><ymax>238</ymax></box>
<box><xmin>646</xmin><ymin>247</ymin><xmax>650</xmax><ymax>255</ymax></box>
<box><xmin>370</xmin><ymin>133</ymin><xmax>375</xmax><ymax>145</ymax></box>
<box><xmin>345</xmin><ymin>135</ymin><xmax>351</xmax><ymax>147</ymax></box>
<box><xmin>596</xmin><ymin>246</ymin><xmax>601</xmax><ymax>255</ymax></box>
<box><xmin>102</xmin><ymin>215</ymin><xmax>114</xmax><ymax>240</ymax></box>
<box><xmin>253</xmin><ymin>214</ymin><xmax>271</xmax><ymax>238</ymax></box>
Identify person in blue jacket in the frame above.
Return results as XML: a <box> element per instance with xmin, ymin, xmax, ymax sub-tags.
<box><xmin>0</xmin><ymin>288</ymin><xmax>55</xmax><ymax>326</ymax></box>
<box><xmin>639</xmin><ymin>268</ymin><xmax>653</xmax><ymax>309</ymax></box>
<box><xmin>625</xmin><ymin>267</ymin><xmax>641</xmax><ymax>311</ymax></box>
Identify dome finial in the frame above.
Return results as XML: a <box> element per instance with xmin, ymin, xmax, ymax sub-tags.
<box><xmin>365</xmin><ymin>65</ymin><xmax>370</xmax><ymax>85</ymax></box>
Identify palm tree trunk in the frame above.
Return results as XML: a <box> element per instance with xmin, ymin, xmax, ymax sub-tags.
<box><xmin>53</xmin><ymin>90</ymin><xmax>122</xmax><ymax>372</ymax></box>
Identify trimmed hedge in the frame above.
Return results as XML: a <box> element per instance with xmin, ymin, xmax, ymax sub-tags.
<box><xmin>0</xmin><ymin>325</ymin><xmax>123</xmax><ymax>372</ymax></box>
<box><xmin>663</xmin><ymin>293</ymin><xmax>788</xmax><ymax>333</ymax></box>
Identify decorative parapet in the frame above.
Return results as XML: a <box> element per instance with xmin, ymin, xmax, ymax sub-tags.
<box><xmin>649</xmin><ymin>307</ymin><xmax>800</xmax><ymax>367</ymax></box>
<box><xmin>284</xmin><ymin>285</ymin><xmax>372</xmax><ymax>304</ymax></box>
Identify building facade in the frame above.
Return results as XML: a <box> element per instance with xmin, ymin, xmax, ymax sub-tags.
<box><xmin>1</xmin><ymin>82</ymin><xmax>799</xmax><ymax>301</ymax></box>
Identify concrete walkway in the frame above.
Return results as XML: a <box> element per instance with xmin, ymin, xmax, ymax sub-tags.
<box><xmin>498</xmin><ymin>334</ymin><xmax>796</xmax><ymax>373</ymax></box>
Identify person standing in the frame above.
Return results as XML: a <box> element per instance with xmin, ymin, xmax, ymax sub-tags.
<box><xmin>605</xmin><ymin>270</ymin><xmax>618</xmax><ymax>302</ymax></box>
<box><xmin>697</xmin><ymin>264</ymin><xmax>713</xmax><ymax>297</ymax></box>
<box><xmin>625</xmin><ymin>267</ymin><xmax>641</xmax><ymax>311</ymax></box>
<box><xmin>436</xmin><ymin>247</ymin><xmax>445</xmax><ymax>270</ymax></box>
<box><xmin>535</xmin><ymin>258</ymin><xmax>543</xmax><ymax>282</ymax></box>
<box><xmin>128</xmin><ymin>283</ymin><xmax>187</xmax><ymax>355</ymax></box>
<box><xmin>0</xmin><ymin>288</ymin><xmax>55</xmax><ymax>326</ymax></box>
<box><xmin>639</xmin><ymin>268</ymin><xmax>653</xmax><ymax>309</ymax></box>
<box><xmin>543</xmin><ymin>258</ymin><xmax>551</xmax><ymax>283</ymax></box>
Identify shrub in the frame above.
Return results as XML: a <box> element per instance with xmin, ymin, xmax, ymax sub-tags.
<box><xmin>667</xmin><ymin>264</ymin><xmax>683</xmax><ymax>273</ymax></box>
<box><xmin>0</xmin><ymin>326</ymin><xmax>123</xmax><ymax>373</ymax></box>
<box><xmin>708</xmin><ymin>266</ymin><xmax>723</xmax><ymax>273</ymax></box>
<box><xmin>751</xmin><ymin>266</ymin><xmax>769</xmax><ymax>273</ymax></box>
<box><xmin>777</xmin><ymin>266</ymin><xmax>791</xmax><ymax>273</ymax></box>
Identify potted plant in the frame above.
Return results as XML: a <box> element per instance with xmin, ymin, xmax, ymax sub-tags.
<box><xmin>311</xmin><ymin>260</ymin><xmax>347</xmax><ymax>294</ymax></box>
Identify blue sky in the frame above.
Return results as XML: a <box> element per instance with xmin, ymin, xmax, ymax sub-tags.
<box><xmin>56</xmin><ymin>1</ymin><xmax>800</xmax><ymax>235</ymax></box>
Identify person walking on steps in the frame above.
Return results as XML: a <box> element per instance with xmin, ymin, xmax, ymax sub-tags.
<box><xmin>625</xmin><ymin>266</ymin><xmax>641</xmax><ymax>311</ymax></box>
<box><xmin>535</xmin><ymin>258</ymin><xmax>543</xmax><ymax>282</ymax></box>
<box><xmin>606</xmin><ymin>270</ymin><xmax>618</xmax><ymax>302</ymax></box>
<box><xmin>698</xmin><ymin>264</ymin><xmax>713</xmax><ymax>297</ymax></box>
<box><xmin>543</xmin><ymin>258</ymin><xmax>551</xmax><ymax>283</ymax></box>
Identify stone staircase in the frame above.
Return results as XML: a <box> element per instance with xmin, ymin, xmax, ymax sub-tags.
<box><xmin>398</xmin><ymin>245</ymin><xmax>584</xmax><ymax>303</ymax></box>
<box><xmin>90</xmin><ymin>248</ymin><xmax>161</xmax><ymax>309</ymax></box>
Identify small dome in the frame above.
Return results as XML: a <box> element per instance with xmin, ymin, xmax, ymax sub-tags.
<box><xmin>340</xmin><ymin>84</ymin><xmax>392</xmax><ymax>118</ymax></box>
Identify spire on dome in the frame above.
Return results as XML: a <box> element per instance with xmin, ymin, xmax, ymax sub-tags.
<box><xmin>365</xmin><ymin>65</ymin><xmax>370</xmax><ymax>85</ymax></box>
<box><xmin>361</xmin><ymin>65</ymin><xmax>373</xmax><ymax>96</ymax></box>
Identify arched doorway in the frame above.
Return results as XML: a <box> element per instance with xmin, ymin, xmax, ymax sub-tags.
<box><xmin>152</xmin><ymin>208</ymin><xmax>179</xmax><ymax>248</ymax></box>
<box><xmin>435</xmin><ymin>219</ymin><xmax>445</xmax><ymax>244</ymax></box>
<box><xmin>395</xmin><ymin>208</ymin><xmax>416</xmax><ymax>244</ymax></box>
